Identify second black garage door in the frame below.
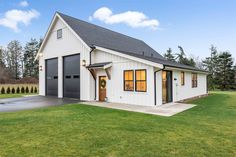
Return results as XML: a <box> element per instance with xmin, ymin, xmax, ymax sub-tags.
<box><xmin>63</xmin><ymin>54</ymin><xmax>80</xmax><ymax>99</ymax></box>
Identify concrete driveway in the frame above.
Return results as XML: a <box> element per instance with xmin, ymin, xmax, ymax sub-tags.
<box><xmin>0</xmin><ymin>96</ymin><xmax>80</xmax><ymax>112</ymax></box>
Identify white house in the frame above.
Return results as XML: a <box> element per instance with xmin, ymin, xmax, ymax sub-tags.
<box><xmin>36</xmin><ymin>12</ymin><xmax>208</xmax><ymax>106</ymax></box>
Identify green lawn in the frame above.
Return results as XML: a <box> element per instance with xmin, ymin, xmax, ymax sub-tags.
<box><xmin>0</xmin><ymin>92</ymin><xmax>235</xmax><ymax>156</ymax></box>
<box><xmin>0</xmin><ymin>93</ymin><xmax>37</xmax><ymax>99</ymax></box>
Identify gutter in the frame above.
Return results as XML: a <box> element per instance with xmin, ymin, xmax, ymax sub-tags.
<box><xmin>154</xmin><ymin>65</ymin><xmax>165</xmax><ymax>106</ymax></box>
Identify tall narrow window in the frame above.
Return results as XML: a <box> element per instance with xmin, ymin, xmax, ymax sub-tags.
<box><xmin>124</xmin><ymin>70</ymin><xmax>134</xmax><ymax>91</ymax></box>
<box><xmin>192</xmin><ymin>73</ymin><xmax>198</xmax><ymax>88</ymax></box>
<box><xmin>57</xmin><ymin>29</ymin><xmax>62</xmax><ymax>39</ymax></box>
<box><xmin>181</xmin><ymin>71</ymin><xmax>185</xmax><ymax>86</ymax></box>
<box><xmin>135</xmin><ymin>69</ymin><xmax>147</xmax><ymax>92</ymax></box>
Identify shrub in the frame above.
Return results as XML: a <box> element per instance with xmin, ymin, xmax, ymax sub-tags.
<box><xmin>26</xmin><ymin>86</ymin><xmax>29</xmax><ymax>93</ymax></box>
<box><xmin>6</xmin><ymin>87</ymin><xmax>11</xmax><ymax>94</ymax></box>
<box><xmin>16</xmin><ymin>87</ymin><xmax>20</xmax><ymax>93</ymax></box>
<box><xmin>30</xmin><ymin>87</ymin><xmax>34</xmax><ymax>93</ymax></box>
<box><xmin>34</xmin><ymin>87</ymin><xmax>38</xmax><ymax>93</ymax></box>
<box><xmin>21</xmin><ymin>87</ymin><xmax>25</xmax><ymax>93</ymax></box>
<box><xmin>1</xmin><ymin>87</ymin><xmax>5</xmax><ymax>94</ymax></box>
<box><xmin>11</xmin><ymin>88</ymin><xmax>15</xmax><ymax>94</ymax></box>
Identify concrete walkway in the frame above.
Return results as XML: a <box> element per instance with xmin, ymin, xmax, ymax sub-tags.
<box><xmin>81</xmin><ymin>101</ymin><xmax>196</xmax><ymax>117</ymax></box>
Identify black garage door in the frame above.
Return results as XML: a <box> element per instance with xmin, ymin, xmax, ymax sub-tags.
<box><xmin>63</xmin><ymin>54</ymin><xmax>80</xmax><ymax>99</ymax></box>
<box><xmin>46</xmin><ymin>58</ymin><xmax>58</xmax><ymax>96</ymax></box>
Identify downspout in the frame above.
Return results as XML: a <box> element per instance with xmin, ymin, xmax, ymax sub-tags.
<box><xmin>154</xmin><ymin>65</ymin><xmax>165</xmax><ymax>106</ymax></box>
<box><xmin>89</xmin><ymin>46</ymin><xmax>96</xmax><ymax>100</ymax></box>
<box><xmin>89</xmin><ymin>45</ymin><xmax>96</xmax><ymax>64</ymax></box>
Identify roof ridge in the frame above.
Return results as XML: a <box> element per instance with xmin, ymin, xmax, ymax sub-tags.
<box><xmin>57</xmin><ymin>12</ymin><xmax>145</xmax><ymax>43</ymax></box>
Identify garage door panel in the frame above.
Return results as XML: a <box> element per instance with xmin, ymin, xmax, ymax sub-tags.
<box><xmin>46</xmin><ymin>58</ymin><xmax>58</xmax><ymax>96</ymax></box>
<box><xmin>63</xmin><ymin>54</ymin><xmax>80</xmax><ymax>99</ymax></box>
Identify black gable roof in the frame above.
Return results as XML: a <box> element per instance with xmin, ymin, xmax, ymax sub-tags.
<box><xmin>57</xmin><ymin>12</ymin><xmax>207</xmax><ymax>73</ymax></box>
<box><xmin>58</xmin><ymin>12</ymin><xmax>164</xmax><ymax>60</ymax></box>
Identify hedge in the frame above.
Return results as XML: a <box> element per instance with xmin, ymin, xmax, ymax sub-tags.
<box><xmin>0</xmin><ymin>84</ymin><xmax>39</xmax><ymax>94</ymax></box>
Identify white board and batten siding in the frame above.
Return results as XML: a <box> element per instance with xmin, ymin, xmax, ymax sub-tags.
<box><xmin>92</xmin><ymin>50</ymin><xmax>158</xmax><ymax>106</ymax></box>
<box><xmin>172</xmin><ymin>70</ymin><xmax>207</xmax><ymax>102</ymax></box>
<box><xmin>39</xmin><ymin>17</ymin><xmax>94</xmax><ymax>101</ymax></box>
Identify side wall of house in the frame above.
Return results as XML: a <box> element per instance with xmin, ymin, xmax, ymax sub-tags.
<box><xmin>92</xmin><ymin>50</ymin><xmax>160</xmax><ymax>106</ymax></box>
<box><xmin>39</xmin><ymin>17</ymin><xmax>95</xmax><ymax>101</ymax></box>
<box><xmin>172</xmin><ymin>70</ymin><xmax>207</xmax><ymax>102</ymax></box>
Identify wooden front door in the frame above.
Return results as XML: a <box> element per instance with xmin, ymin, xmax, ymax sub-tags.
<box><xmin>99</xmin><ymin>76</ymin><xmax>107</xmax><ymax>101</ymax></box>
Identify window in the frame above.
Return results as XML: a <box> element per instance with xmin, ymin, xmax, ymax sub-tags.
<box><xmin>135</xmin><ymin>69</ymin><xmax>147</xmax><ymax>92</ymax></box>
<box><xmin>57</xmin><ymin>29</ymin><xmax>62</xmax><ymax>39</ymax></box>
<box><xmin>124</xmin><ymin>70</ymin><xmax>134</xmax><ymax>91</ymax></box>
<box><xmin>181</xmin><ymin>71</ymin><xmax>185</xmax><ymax>86</ymax></box>
<box><xmin>192</xmin><ymin>73</ymin><xmax>198</xmax><ymax>88</ymax></box>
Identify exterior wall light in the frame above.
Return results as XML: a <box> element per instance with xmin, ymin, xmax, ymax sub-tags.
<box><xmin>39</xmin><ymin>53</ymin><xmax>43</xmax><ymax>57</ymax></box>
<box><xmin>82</xmin><ymin>59</ymin><xmax>86</xmax><ymax>66</ymax></box>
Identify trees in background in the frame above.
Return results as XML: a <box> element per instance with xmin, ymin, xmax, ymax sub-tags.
<box><xmin>23</xmin><ymin>38</ymin><xmax>41</xmax><ymax>78</ymax></box>
<box><xmin>203</xmin><ymin>45</ymin><xmax>236</xmax><ymax>90</ymax></box>
<box><xmin>0</xmin><ymin>47</ymin><xmax>4</xmax><ymax>67</ymax></box>
<box><xmin>163</xmin><ymin>46</ymin><xmax>196</xmax><ymax>67</ymax></box>
<box><xmin>5</xmin><ymin>40</ymin><xmax>23</xmax><ymax>79</ymax></box>
<box><xmin>215</xmin><ymin>52</ymin><xmax>235</xmax><ymax>90</ymax></box>
<box><xmin>163</xmin><ymin>48</ymin><xmax>175</xmax><ymax>62</ymax></box>
<box><xmin>0</xmin><ymin>38</ymin><xmax>41</xmax><ymax>82</ymax></box>
<box><xmin>202</xmin><ymin>45</ymin><xmax>219</xmax><ymax>90</ymax></box>
<box><xmin>163</xmin><ymin>45</ymin><xmax>236</xmax><ymax>91</ymax></box>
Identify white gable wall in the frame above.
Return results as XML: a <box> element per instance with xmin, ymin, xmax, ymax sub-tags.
<box><xmin>38</xmin><ymin>17</ymin><xmax>94</xmax><ymax>101</ymax></box>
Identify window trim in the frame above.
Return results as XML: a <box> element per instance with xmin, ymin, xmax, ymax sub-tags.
<box><xmin>181</xmin><ymin>71</ymin><xmax>185</xmax><ymax>86</ymax></box>
<box><xmin>192</xmin><ymin>73</ymin><xmax>198</xmax><ymax>88</ymax></box>
<box><xmin>57</xmin><ymin>29</ymin><xmax>62</xmax><ymax>39</ymax></box>
<box><xmin>123</xmin><ymin>70</ymin><xmax>134</xmax><ymax>91</ymax></box>
<box><xmin>135</xmin><ymin>69</ymin><xmax>147</xmax><ymax>92</ymax></box>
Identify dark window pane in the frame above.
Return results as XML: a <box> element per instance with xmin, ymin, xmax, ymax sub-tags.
<box><xmin>57</xmin><ymin>29</ymin><xmax>62</xmax><ymax>39</ymax></box>
<box><xmin>65</xmin><ymin>75</ymin><xmax>71</xmax><ymax>79</ymax></box>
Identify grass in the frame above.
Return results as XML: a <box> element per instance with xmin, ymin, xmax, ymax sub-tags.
<box><xmin>0</xmin><ymin>91</ymin><xmax>235</xmax><ymax>156</ymax></box>
<box><xmin>0</xmin><ymin>93</ymin><xmax>37</xmax><ymax>99</ymax></box>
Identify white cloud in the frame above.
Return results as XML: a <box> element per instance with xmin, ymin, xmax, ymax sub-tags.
<box><xmin>0</xmin><ymin>9</ymin><xmax>40</xmax><ymax>32</ymax></box>
<box><xmin>90</xmin><ymin>7</ymin><xmax>159</xmax><ymax>30</ymax></box>
<box><xmin>19</xmin><ymin>1</ymin><xmax>29</xmax><ymax>7</ymax></box>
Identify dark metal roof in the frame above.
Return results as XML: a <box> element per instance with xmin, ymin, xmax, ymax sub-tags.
<box><xmin>86</xmin><ymin>62</ymin><xmax>112</xmax><ymax>69</ymax></box>
<box><xmin>58</xmin><ymin>12</ymin><xmax>207</xmax><ymax>73</ymax></box>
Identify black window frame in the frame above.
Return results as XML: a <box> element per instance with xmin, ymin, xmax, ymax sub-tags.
<box><xmin>135</xmin><ymin>69</ymin><xmax>147</xmax><ymax>92</ymax></box>
<box><xmin>57</xmin><ymin>29</ymin><xmax>62</xmax><ymax>39</ymax></box>
<box><xmin>124</xmin><ymin>70</ymin><xmax>134</xmax><ymax>91</ymax></box>
<box><xmin>192</xmin><ymin>73</ymin><xmax>198</xmax><ymax>88</ymax></box>
<box><xmin>181</xmin><ymin>71</ymin><xmax>185</xmax><ymax>86</ymax></box>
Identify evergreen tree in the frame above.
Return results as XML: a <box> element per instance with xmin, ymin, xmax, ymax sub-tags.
<box><xmin>23</xmin><ymin>38</ymin><xmax>40</xmax><ymax>77</ymax></box>
<box><xmin>203</xmin><ymin>45</ymin><xmax>219</xmax><ymax>90</ymax></box>
<box><xmin>163</xmin><ymin>48</ymin><xmax>175</xmax><ymax>62</ymax></box>
<box><xmin>215</xmin><ymin>52</ymin><xmax>235</xmax><ymax>90</ymax></box>
<box><xmin>176</xmin><ymin>46</ymin><xmax>196</xmax><ymax>66</ymax></box>
<box><xmin>1</xmin><ymin>87</ymin><xmax>5</xmax><ymax>94</ymax></box>
<box><xmin>176</xmin><ymin>46</ymin><xmax>186</xmax><ymax>64</ymax></box>
<box><xmin>233</xmin><ymin>65</ymin><xmax>236</xmax><ymax>89</ymax></box>
<box><xmin>6</xmin><ymin>40</ymin><xmax>23</xmax><ymax>79</ymax></box>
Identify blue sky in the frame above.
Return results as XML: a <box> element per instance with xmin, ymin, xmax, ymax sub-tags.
<box><xmin>0</xmin><ymin>0</ymin><xmax>235</xmax><ymax>59</ymax></box>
